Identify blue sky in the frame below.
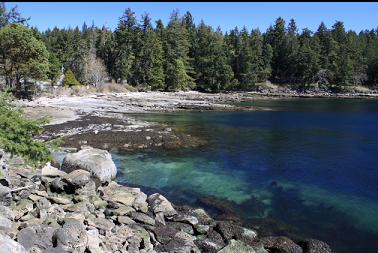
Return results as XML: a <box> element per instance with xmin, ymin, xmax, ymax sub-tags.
<box><xmin>9</xmin><ymin>2</ymin><xmax>378</xmax><ymax>33</ymax></box>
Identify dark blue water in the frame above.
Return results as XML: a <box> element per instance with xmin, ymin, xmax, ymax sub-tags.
<box><xmin>113</xmin><ymin>98</ymin><xmax>378</xmax><ymax>253</ymax></box>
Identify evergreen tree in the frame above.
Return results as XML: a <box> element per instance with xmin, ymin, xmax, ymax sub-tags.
<box><xmin>96</xmin><ymin>26</ymin><xmax>116</xmax><ymax>80</ymax></box>
<box><xmin>194</xmin><ymin>22</ymin><xmax>234</xmax><ymax>92</ymax></box>
<box><xmin>47</xmin><ymin>52</ymin><xmax>62</xmax><ymax>84</ymax></box>
<box><xmin>0</xmin><ymin>2</ymin><xmax>28</xmax><ymax>28</ymax></box>
<box><xmin>29</xmin><ymin>9</ymin><xmax>378</xmax><ymax>92</ymax></box>
<box><xmin>296</xmin><ymin>28</ymin><xmax>320</xmax><ymax>86</ymax></box>
<box><xmin>137</xmin><ymin>13</ymin><xmax>165</xmax><ymax>90</ymax></box>
<box><xmin>251</xmin><ymin>29</ymin><xmax>271</xmax><ymax>83</ymax></box>
<box><xmin>63</xmin><ymin>69</ymin><xmax>80</xmax><ymax>86</ymax></box>
<box><xmin>266</xmin><ymin>17</ymin><xmax>289</xmax><ymax>83</ymax></box>
<box><xmin>0</xmin><ymin>24</ymin><xmax>49</xmax><ymax>96</ymax></box>
<box><xmin>113</xmin><ymin>8</ymin><xmax>138</xmax><ymax>83</ymax></box>
<box><xmin>331</xmin><ymin>21</ymin><xmax>353</xmax><ymax>87</ymax></box>
<box><xmin>164</xmin><ymin>10</ymin><xmax>194</xmax><ymax>90</ymax></box>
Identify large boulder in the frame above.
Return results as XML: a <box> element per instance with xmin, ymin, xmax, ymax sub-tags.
<box><xmin>61</xmin><ymin>148</ymin><xmax>117</xmax><ymax>183</ymax></box>
<box><xmin>17</xmin><ymin>225</ymin><xmax>56</xmax><ymax>251</ymax></box>
<box><xmin>0</xmin><ymin>233</ymin><xmax>27</xmax><ymax>253</ymax></box>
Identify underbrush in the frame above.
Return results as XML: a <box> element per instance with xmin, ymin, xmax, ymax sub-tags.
<box><xmin>40</xmin><ymin>82</ymin><xmax>137</xmax><ymax>98</ymax></box>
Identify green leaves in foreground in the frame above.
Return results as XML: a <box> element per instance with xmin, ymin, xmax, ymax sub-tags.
<box><xmin>0</xmin><ymin>92</ymin><xmax>59</xmax><ymax>167</ymax></box>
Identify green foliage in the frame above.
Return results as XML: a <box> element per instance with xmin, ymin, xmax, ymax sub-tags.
<box><xmin>47</xmin><ymin>52</ymin><xmax>62</xmax><ymax>84</ymax></box>
<box><xmin>34</xmin><ymin>7</ymin><xmax>378</xmax><ymax>91</ymax></box>
<box><xmin>164</xmin><ymin>10</ymin><xmax>195</xmax><ymax>91</ymax></box>
<box><xmin>63</xmin><ymin>69</ymin><xmax>81</xmax><ymax>86</ymax></box>
<box><xmin>0</xmin><ymin>24</ymin><xmax>49</xmax><ymax>95</ymax></box>
<box><xmin>0</xmin><ymin>92</ymin><xmax>58</xmax><ymax>167</ymax></box>
<box><xmin>0</xmin><ymin>2</ymin><xmax>29</xmax><ymax>28</ymax></box>
<box><xmin>194</xmin><ymin>22</ymin><xmax>234</xmax><ymax>92</ymax></box>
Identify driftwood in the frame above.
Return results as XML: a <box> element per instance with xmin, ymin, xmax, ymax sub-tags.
<box><xmin>10</xmin><ymin>184</ymin><xmax>34</xmax><ymax>193</ymax></box>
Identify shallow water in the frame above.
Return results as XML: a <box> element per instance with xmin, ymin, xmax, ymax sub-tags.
<box><xmin>113</xmin><ymin>98</ymin><xmax>378</xmax><ymax>253</ymax></box>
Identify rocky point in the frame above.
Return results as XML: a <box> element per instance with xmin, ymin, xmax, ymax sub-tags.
<box><xmin>0</xmin><ymin>147</ymin><xmax>332</xmax><ymax>253</ymax></box>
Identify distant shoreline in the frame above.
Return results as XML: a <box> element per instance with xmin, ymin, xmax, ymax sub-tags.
<box><xmin>243</xmin><ymin>91</ymin><xmax>378</xmax><ymax>99</ymax></box>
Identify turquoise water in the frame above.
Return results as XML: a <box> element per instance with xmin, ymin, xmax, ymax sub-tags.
<box><xmin>113</xmin><ymin>98</ymin><xmax>378</xmax><ymax>253</ymax></box>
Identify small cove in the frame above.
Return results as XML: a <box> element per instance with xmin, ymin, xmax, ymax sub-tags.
<box><xmin>113</xmin><ymin>98</ymin><xmax>378</xmax><ymax>253</ymax></box>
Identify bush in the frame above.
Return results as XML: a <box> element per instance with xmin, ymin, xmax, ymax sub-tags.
<box><xmin>63</xmin><ymin>69</ymin><xmax>81</xmax><ymax>87</ymax></box>
<box><xmin>0</xmin><ymin>92</ymin><xmax>58</xmax><ymax>167</ymax></box>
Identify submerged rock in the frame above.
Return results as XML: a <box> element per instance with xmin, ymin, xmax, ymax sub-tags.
<box><xmin>215</xmin><ymin>221</ymin><xmax>257</xmax><ymax>245</ymax></box>
<box><xmin>61</xmin><ymin>148</ymin><xmax>117</xmax><ymax>183</ymax></box>
<box><xmin>298</xmin><ymin>239</ymin><xmax>333</xmax><ymax>253</ymax></box>
<box><xmin>259</xmin><ymin>236</ymin><xmax>303</xmax><ymax>253</ymax></box>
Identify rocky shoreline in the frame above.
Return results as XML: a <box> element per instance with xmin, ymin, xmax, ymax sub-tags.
<box><xmin>19</xmin><ymin>90</ymin><xmax>378</xmax><ymax>152</ymax></box>
<box><xmin>0</xmin><ymin>147</ymin><xmax>333</xmax><ymax>253</ymax></box>
<box><xmin>2</xmin><ymin>91</ymin><xmax>344</xmax><ymax>252</ymax></box>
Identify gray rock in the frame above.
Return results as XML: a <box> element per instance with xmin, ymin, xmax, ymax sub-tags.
<box><xmin>167</xmin><ymin>221</ymin><xmax>194</xmax><ymax>235</ymax></box>
<box><xmin>259</xmin><ymin>236</ymin><xmax>303</xmax><ymax>253</ymax></box>
<box><xmin>61</xmin><ymin>201</ymin><xmax>93</xmax><ymax>214</ymax></box>
<box><xmin>47</xmin><ymin>195</ymin><xmax>72</xmax><ymax>205</ymax></box>
<box><xmin>156</xmin><ymin>231</ymin><xmax>200</xmax><ymax>253</ymax></box>
<box><xmin>64</xmin><ymin>213</ymin><xmax>86</xmax><ymax>224</ymax></box>
<box><xmin>154</xmin><ymin>223</ymin><xmax>180</xmax><ymax>244</ymax></box>
<box><xmin>298</xmin><ymin>239</ymin><xmax>333</xmax><ymax>253</ymax></box>
<box><xmin>61</xmin><ymin>148</ymin><xmax>117</xmax><ymax>183</ymax></box>
<box><xmin>17</xmin><ymin>225</ymin><xmax>55</xmax><ymax>251</ymax></box>
<box><xmin>147</xmin><ymin>193</ymin><xmax>177</xmax><ymax>218</ymax></box>
<box><xmin>195</xmin><ymin>224</ymin><xmax>210</xmax><ymax>234</ymax></box>
<box><xmin>13</xmin><ymin>199</ymin><xmax>34</xmax><ymax>219</ymax></box>
<box><xmin>130</xmin><ymin>211</ymin><xmax>156</xmax><ymax>226</ymax></box>
<box><xmin>191</xmin><ymin>208</ymin><xmax>214</xmax><ymax>225</ymax></box>
<box><xmin>100</xmin><ymin>182</ymin><xmax>148</xmax><ymax>212</ymax></box>
<box><xmin>86</xmin><ymin>229</ymin><xmax>104</xmax><ymax>253</ymax></box>
<box><xmin>0</xmin><ymin>185</ymin><xmax>11</xmax><ymax>206</ymax></box>
<box><xmin>46</xmin><ymin>205</ymin><xmax>66</xmax><ymax>224</ymax></box>
<box><xmin>75</xmin><ymin>180</ymin><xmax>96</xmax><ymax>196</ymax></box>
<box><xmin>50</xmin><ymin>178</ymin><xmax>73</xmax><ymax>193</ymax></box>
<box><xmin>127</xmin><ymin>224</ymin><xmax>153</xmax><ymax>252</ymax></box>
<box><xmin>36</xmin><ymin>197</ymin><xmax>51</xmax><ymax>210</ymax></box>
<box><xmin>0</xmin><ymin>215</ymin><xmax>12</xmax><ymax>231</ymax></box>
<box><xmin>0</xmin><ymin>149</ymin><xmax>8</xmax><ymax>172</ymax></box>
<box><xmin>0</xmin><ymin>233</ymin><xmax>27</xmax><ymax>253</ymax></box>
<box><xmin>0</xmin><ymin>205</ymin><xmax>15</xmax><ymax>220</ymax></box>
<box><xmin>65</xmin><ymin>169</ymin><xmax>91</xmax><ymax>187</ymax></box>
<box><xmin>195</xmin><ymin>238</ymin><xmax>225</xmax><ymax>253</ymax></box>
<box><xmin>134</xmin><ymin>191</ymin><xmax>148</xmax><ymax>213</ymax></box>
<box><xmin>117</xmin><ymin>216</ymin><xmax>136</xmax><ymax>225</ymax></box>
<box><xmin>215</xmin><ymin>221</ymin><xmax>257</xmax><ymax>245</ymax></box>
<box><xmin>41</xmin><ymin>163</ymin><xmax>67</xmax><ymax>177</ymax></box>
<box><xmin>173</xmin><ymin>214</ymin><xmax>199</xmax><ymax>226</ymax></box>
<box><xmin>218</xmin><ymin>239</ymin><xmax>256</xmax><ymax>253</ymax></box>
<box><xmin>87</xmin><ymin>217</ymin><xmax>115</xmax><ymax>233</ymax></box>
<box><xmin>108</xmin><ymin>205</ymin><xmax>135</xmax><ymax>216</ymax></box>
<box><xmin>53</xmin><ymin>220</ymin><xmax>88</xmax><ymax>253</ymax></box>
